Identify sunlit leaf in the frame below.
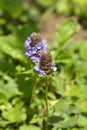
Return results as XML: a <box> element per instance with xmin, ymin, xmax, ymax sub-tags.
<box><xmin>80</xmin><ymin>42</ymin><xmax>87</xmax><ymax>60</ymax></box>
<box><xmin>56</xmin><ymin>0</ymin><xmax>71</xmax><ymax>14</ymax></box>
<box><xmin>19</xmin><ymin>125</ymin><xmax>40</xmax><ymax>130</ymax></box>
<box><xmin>2</xmin><ymin>101</ymin><xmax>24</xmax><ymax>123</ymax></box>
<box><xmin>0</xmin><ymin>35</ymin><xmax>26</xmax><ymax>62</ymax></box>
<box><xmin>0</xmin><ymin>92</ymin><xmax>7</xmax><ymax>104</ymax></box>
<box><xmin>65</xmin><ymin>84</ymin><xmax>81</xmax><ymax>96</ymax></box>
<box><xmin>57</xmin><ymin>19</ymin><xmax>80</xmax><ymax>48</ymax></box>
<box><xmin>37</xmin><ymin>0</ymin><xmax>55</xmax><ymax>7</ymax></box>
<box><xmin>77</xmin><ymin>115</ymin><xmax>87</xmax><ymax>127</ymax></box>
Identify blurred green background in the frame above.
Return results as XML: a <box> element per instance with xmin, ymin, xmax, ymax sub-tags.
<box><xmin>0</xmin><ymin>0</ymin><xmax>87</xmax><ymax>130</ymax></box>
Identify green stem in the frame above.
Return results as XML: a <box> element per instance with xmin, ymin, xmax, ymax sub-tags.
<box><xmin>29</xmin><ymin>77</ymin><xmax>37</xmax><ymax>107</ymax></box>
<box><xmin>45</xmin><ymin>77</ymin><xmax>49</xmax><ymax>130</ymax></box>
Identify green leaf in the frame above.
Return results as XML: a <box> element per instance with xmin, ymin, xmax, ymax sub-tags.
<box><xmin>3</xmin><ymin>81</ymin><xmax>19</xmax><ymax>99</ymax></box>
<box><xmin>0</xmin><ymin>74</ymin><xmax>20</xmax><ymax>99</ymax></box>
<box><xmin>80</xmin><ymin>42</ymin><xmax>87</xmax><ymax>60</ymax></box>
<box><xmin>78</xmin><ymin>100</ymin><xmax>87</xmax><ymax>113</ymax></box>
<box><xmin>65</xmin><ymin>84</ymin><xmax>81</xmax><ymax>97</ymax></box>
<box><xmin>55</xmin><ymin>50</ymin><xmax>72</xmax><ymax>63</ymax></box>
<box><xmin>56</xmin><ymin>0</ymin><xmax>71</xmax><ymax>14</ymax></box>
<box><xmin>52</xmin><ymin>116</ymin><xmax>78</xmax><ymax>129</ymax></box>
<box><xmin>16</xmin><ymin>74</ymin><xmax>37</xmax><ymax>97</ymax></box>
<box><xmin>61</xmin><ymin>104</ymin><xmax>81</xmax><ymax>114</ymax></box>
<box><xmin>2</xmin><ymin>101</ymin><xmax>24</xmax><ymax>123</ymax></box>
<box><xmin>30</xmin><ymin>116</ymin><xmax>43</xmax><ymax>124</ymax></box>
<box><xmin>0</xmin><ymin>0</ymin><xmax>23</xmax><ymax>18</ymax></box>
<box><xmin>0</xmin><ymin>120</ymin><xmax>10</xmax><ymax>127</ymax></box>
<box><xmin>0</xmin><ymin>18</ymin><xmax>6</xmax><ymax>25</ymax></box>
<box><xmin>51</xmin><ymin>76</ymin><xmax>64</xmax><ymax>96</ymax></box>
<box><xmin>75</xmin><ymin>61</ymin><xmax>87</xmax><ymax>76</ymax></box>
<box><xmin>57</xmin><ymin>19</ymin><xmax>80</xmax><ymax>48</ymax></box>
<box><xmin>80</xmin><ymin>85</ymin><xmax>87</xmax><ymax>98</ymax></box>
<box><xmin>19</xmin><ymin>125</ymin><xmax>40</xmax><ymax>130</ymax></box>
<box><xmin>37</xmin><ymin>0</ymin><xmax>55</xmax><ymax>7</ymax></box>
<box><xmin>14</xmin><ymin>23</ymin><xmax>38</xmax><ymax>43</ymax></box>
<box><xmin>0</xmin><ymin>92</ymin><xmax>7</xmax><ymax>104</ymax></box>
<box><xmin>0</xmin><ymin>35</ymin><xmax>26</xmax><ymax>62</ymax></box>
<box><xmin>77</xmin><ymin>115</ymin><xmax>87</xmax><ymax>127</ymax></box>
<box><xmin>55</xmin><ymin>97</ymin><xmax>72</xmax><ymax>112</ymax></box>
<box><xmin>49</xmin><ymin>115</ymin><xmax>64</xmax><ymax>124</ymax></box>
<box><xmin>0</xmin><ymin>57</ymin><xmax>15</xmax><ymax>75</ymax></box>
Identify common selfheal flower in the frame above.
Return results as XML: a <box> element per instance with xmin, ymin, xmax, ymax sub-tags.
<box><xmin>34</xmin><ymin>50</ymin><xmax>57</xmax><ymax>76</ymax></box>
<box><xmin>24</xmin><ymin>32</ymin><xmax>47</xmax><ymax>62</ymax></box>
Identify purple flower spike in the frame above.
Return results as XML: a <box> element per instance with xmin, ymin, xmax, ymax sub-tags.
<box><xmin>24</xmin><ymin>32</ymin><xmax>47</xmax><ymax>63</ymax></box>
<box><xmin>34</xmin><ymin>50</ymin><xmax>57</xmax><ymax>76</ymax></box>
<box><xmin>24</xmin><ymin>33</ymin><xmax>57</xmax><ymax>77</ymax></box>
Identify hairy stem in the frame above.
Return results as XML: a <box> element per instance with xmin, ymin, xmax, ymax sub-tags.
<box><xmin>45</xmin><ymin>77</ymin><xmax>49</xmax><ymax>130</ymax></box>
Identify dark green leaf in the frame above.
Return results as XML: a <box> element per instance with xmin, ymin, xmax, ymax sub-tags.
<box><xmin>16</xmin><ymin>74</ymin><xmax>37</xmax><ymax>97</ymax></box>
<box><xmin>0</xmin><ymin>0</ymin><xmax>23</xmax><ymax>18</ymax></box>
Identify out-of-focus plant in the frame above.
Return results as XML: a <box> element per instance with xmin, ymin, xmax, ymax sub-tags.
<box><xmin>0</xmin><ymin>1</ymin><xmax>87</xmax><ymax>130</ymax></box>
<box><xmin>1</xmin><ymin>17</ymin><xmax>87</xmax><ymax>130</ymax></box>
<box><xmin>0</xmin><ymin>0</ymin><xmax>39</xmax><ymax>41</ymax></box>
<box><xmin>36</xmin><ymin>0</ymin><xmax>87</xmax><ymax>27</ymax></box>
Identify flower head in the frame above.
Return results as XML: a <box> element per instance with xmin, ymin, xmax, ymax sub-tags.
<box><xmin>24</xmin><ymin>32</ymin><xmax>47</xmax><ymax>62</ymax></box>
<box><xmin>24</xmin><ymin>32</ymin><xmax>57</xmax><ymax>77</ymax></box>
<box><xmin>34</xmin><ymin>50</ymin><xmax>57</xmax><ymax>76</ymax></box>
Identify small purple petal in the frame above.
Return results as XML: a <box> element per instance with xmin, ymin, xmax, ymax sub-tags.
<box><xmin>25</xmin><ymin>51</ymin><xmax>32</xmax><ymax>57</ymax></box>
<box><xmin>30</xmin><ymin>56</ymin><xmax>40</xmax><ymax>62</ymax></box>
<box><xmin>34</xmin><ymin>65</ymin><xmax>45</xmax><ymax>76</ymax></box>
<box><xmin>35</xmin><ymin>42</ymin><xmax>42</xmax><ymax>49</ymax></box>
<box><xmin>43</xmin><ymin>45</ymin><xmax>47</xmax><ymax>50</ymax></box>
<box><xmin>52</xmin><ymin>60</ymin><xmax>56</xmax><ymax>65</ymax></box>
<box><xmin>39</xmin><ymin>70</ymin><xmax>45</xmax><ymax>77</ymax></box>
<box><xmin>41</xmin><ymin>39</ymin><xmax>47</xmax><ymax>44</ymax></box>
<box><xmin>24</xmin><ymin>41</ymin><xmax>29</xmax><ymax>47</ymax></box>
<box><xmin>31</xmin><ymin>47</ymin><xmax>37</xmax><ymax>54</ymax></box>
<box><xmin>30</xmin><ymin>33</ymin><xmax>34</xmax><ymax>37</ymax></box>
<box><xmin>51</xmin><ymin>60</ymin><xmax>57</xmax><ymax>71</ymax></box>
<box><xmin>41</xmin><ymin>40</ymin><xmax>47</xmax><ymax>50</ymax></box>
<box><xmin>24</xmin><ymin>38</ymin><xmax>31</xmax><ymax>48</ymax></box>
<box><xmin>34</xmin><ymin>65</ymin><xmax>39</xmax><ymax>71</ymax></box>
<box><xmin>36</xmin><ymin>50</ymin><xmax>42</xmax><ymax>55</ymax></box>
<box><xmin>27</xmin><ymin>37</ymin><xmax>31</xmax><ymax>42</ymax></box>
<box><xmin>51</xmin><ymin>66</ymin><xmax>57</xmax><ymax>71</ymax></box>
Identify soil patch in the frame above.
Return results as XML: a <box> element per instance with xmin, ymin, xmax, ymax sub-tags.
<box><xmin>40</xmin><ymin>13</ymin><xmax>87</xmax><ymax>44</ymax></box>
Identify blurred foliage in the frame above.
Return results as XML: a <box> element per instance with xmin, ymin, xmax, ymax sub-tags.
<box><xmin>0</xmin><ymin>0</ymin><xmax>87</xmax><ymax>130</ymax></box>
<box><xmin>36</xmin><ymin>0</ymin><xmax>87</xmax><ymax>27</ymax></box>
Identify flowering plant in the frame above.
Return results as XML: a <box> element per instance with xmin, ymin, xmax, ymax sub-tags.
<box><xmin>24</xmin><ymin>32</ymin><xmax>57</xmax><ymax>77</ymax></box>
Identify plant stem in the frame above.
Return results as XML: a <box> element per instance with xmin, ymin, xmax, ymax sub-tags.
<box><xmin>29</xmin><ymin>77</ymin><xmax>37</xmax><ymax>107</ymax></box>
<box><xmin>45</xmin><ymin>77</ymin><xmax>49</xmax><ymax>130</ymax></box>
